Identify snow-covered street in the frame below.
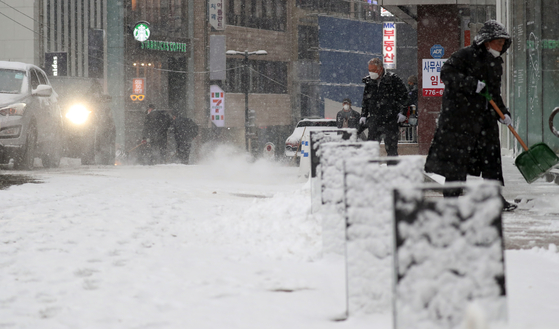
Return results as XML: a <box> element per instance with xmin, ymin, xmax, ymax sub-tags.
<box><xmin>1</xmin><ymin>146</ymin><xmax>559</xmax><ymax>329</ymax></box>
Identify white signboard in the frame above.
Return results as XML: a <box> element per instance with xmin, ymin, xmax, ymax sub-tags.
<box><xmin>381</xmin><ymin>7</ymin><xmax>394</xmax><ymax>17</ymax></box>
<box><xmin>210</xmin><ymin>85</ymin><xmax>225</xmax><ymax>127</ymax></box>
<box><xmin>209</xmin><ymin>0</ymin><xmax>224</xmax><ymax>30</ymax></box>
<box><xmin>383</xmin><ymin>22</ymin><xmax>396</xmax><ymax>69</ymax></box>
<box><xmin>422</xmin><ymin>58</ymin><xmax>448</xmax><ymax>97</ymax></box>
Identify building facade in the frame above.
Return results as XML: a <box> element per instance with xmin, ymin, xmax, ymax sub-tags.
<box><xmin>2</xmin><ymin>0</ymin><xmax>417</xmax><ymax>160</ymax></box>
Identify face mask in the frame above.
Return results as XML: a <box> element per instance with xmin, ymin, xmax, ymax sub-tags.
<box><xmin>487</xmin><ymin>47</ymin><xmax>501</xmax><ymax>58</ymax></box>
<box><xmin>343</xmin><ymin>104</ymin><xmax>350</xmax><ymax>111</ymax></box>
<box><xmin>369</xmin><ymin>72</ymin><xmax>379</xmax><ymax>80</ymax></box>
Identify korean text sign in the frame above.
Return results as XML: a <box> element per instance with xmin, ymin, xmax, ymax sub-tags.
<box><xmin>209</xmin><ymin>0</ymin><xmax>224</xmax><ymax>30</ymax></box>
<box><xmin>422</xmin><ymin>59</ymin><xmax>447</xmax><ymax>97</ymax></box>
<box><xmin>383</xmin><ymin>22</ymin><xmax>396</xmax><ymax>69</ymax></box>
<box><xmin>132</xmin><ymin>78</ymin><xmax>145</xmax><ymax>95</ymax></box>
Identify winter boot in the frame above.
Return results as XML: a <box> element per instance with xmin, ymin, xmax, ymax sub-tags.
<box><xmin>502</xmin><ymin>196</ymin><xmax>517</xmax><ymax>212</ymax></box>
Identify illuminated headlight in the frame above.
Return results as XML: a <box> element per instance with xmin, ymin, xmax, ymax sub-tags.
<box><xmin>0</xmin><ymin>125</ymin><xmax>21</xmax><ymax>137</ymax></box>
<box><xmin>0</xmin><ymin>103</ymin><xmax>26</xmax><ymax>116</ymax></box>
<box><xmin>65</xmin><ymin>104</ymin><xmax>91</xmax><ymax>124</ymax></box>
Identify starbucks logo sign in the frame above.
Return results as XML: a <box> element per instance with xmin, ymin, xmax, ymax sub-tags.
<box><xmin>133</xmin><ymin>22</ymin><xmax>150</xmax><ymax>42</ymax></box>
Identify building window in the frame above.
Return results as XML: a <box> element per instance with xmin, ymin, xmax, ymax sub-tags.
<box><xmin>298</xmin><ymin>25</ymin><xmax>319</xmax><ymax>60</ymax></box>
<box><xmin>225</xmin><ymin>59</ymin><xmax>287</xmax><ymax>94</ymax></box>
<box><xmin>227</xmin><ymin>0</ymin><xmax>286</xmax><ymax>31</ymax></box>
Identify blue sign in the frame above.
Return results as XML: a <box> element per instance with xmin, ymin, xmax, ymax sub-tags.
<box><xmin>430</xmin><ymin>44</ymin><xmax>444</xmax><ymax>59</ymax></box>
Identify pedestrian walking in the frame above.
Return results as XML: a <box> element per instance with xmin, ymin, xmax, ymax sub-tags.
<box><xmin>140</xmin><ymin>104</ymin><xmax>172</xmax><ymax>165</ymax></box>
<box><xmin>359</xmin><ymin>57</ymin><xmax>408</xmax><ymax>156</ymax></box>
<box><xmin>173</xmin><ymin>112</ymin><xmax>199</xmax><ymax>164</ymax></box>
<box><xmin>407</xmin><ymin>75</ymin><xmax>418</xmax><ymax>106</ymax></box>
<box><xmin>336</xmin><ymin>98</ymin><xmax>361</xmax><ymax>129</ymax></box>
<box><xmin>423</xmin><ymin>20</ymin><xmax>517</xmax><ymax>211</ymax></box>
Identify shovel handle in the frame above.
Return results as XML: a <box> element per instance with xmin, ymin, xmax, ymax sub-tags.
<box><xmin>489</xmin><ymin>99</ymin><xmax>529</xmax><ymax>151</ymax></box>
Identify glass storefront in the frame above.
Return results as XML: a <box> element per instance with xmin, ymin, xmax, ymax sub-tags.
<box><xmin>510</xmin><ymin>0</ymin><xmax>559</xmax><ymax>152</ymax></box>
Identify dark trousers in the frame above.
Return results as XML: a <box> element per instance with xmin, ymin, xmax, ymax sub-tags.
<box><xmin>368</xmin><ymin>124</ymin><xmax>399</xmax><ymax>156</ymax></box>
<box><xmin>140</xmin><ymin>139</ymin><xmax>167</xmax><ymax>165</ymax></box>
<box><xmin>442</xmin><ymin>177</ymin><xmax>465</xmax><ymax>197</ymax></box>
<box><xmin>176</xmin><ymin>142</ymin><xmax>192</xmax><ymax>164</ymax></box>
<box><xmin>443</xmin><ymin>175</ymin><xmax>505</xmax><ymax>200</ymax></box>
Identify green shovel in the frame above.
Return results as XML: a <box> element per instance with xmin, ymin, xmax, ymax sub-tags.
<box><xmin>485</xmin><ymin>94</ymin><xmax>559</xmax><ymax>183</ymax></box>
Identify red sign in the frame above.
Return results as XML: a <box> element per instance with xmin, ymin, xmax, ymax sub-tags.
<box><xmin>132</xmin><ymin>78</ymin><xmax>145</xmax><ymax>95</ymax></box>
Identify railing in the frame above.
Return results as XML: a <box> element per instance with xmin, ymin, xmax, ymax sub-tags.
<box><xmin>398</xmin><ymin>125</ymin><xmax>417</xmax><ymax>143</ymax></box>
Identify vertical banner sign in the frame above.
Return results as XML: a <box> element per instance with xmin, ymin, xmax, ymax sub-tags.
<box><xmin>133</xmin><ymin>78</ymin><xmax>145</xmax><ymax>94</ymax></box>
<box><xmin>422</xmin><ymin>59</ymin><xmax>447</xmax><ymax>97</ymax></box>
<box><xmin>383</xmin><ymin>22</ymin><xmax>396</xmax><ymax>69</ymax></box>
<box><xmin>210</xmin><ymin>85</ymin><xmax>225</xmax><ymax>127</ymax></box>
<box><xmin>209</xmin><ymin>0</ymin><xmax>224</xmax><ymax>30</ymax></box>
<box><xmin>131</xmin><ymin>78</ymin><xmax>145</xmax><ymax>102</ymax></box>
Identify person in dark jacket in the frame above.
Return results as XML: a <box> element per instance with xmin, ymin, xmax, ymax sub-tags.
<box><xmin>141</xmin><ymin>104</ymin><xmax>172</xmax><ymax>165</ymax></box>
<box><xmin>360</xmin><ymin>57</ymin><xmax>408</xmax><ymax>156</ymax></box>
<box><xmin>424</xmin><ymin>20</ymin><xmax>516</xmax><ymax>211</ymax></box>
<box><xmin>336</xmin><ymin>98</ymin><xmax>361</xmax><ymax>129</ymax></box>
<box><xmin>407</xmin><ymin>75</ymin><xmax>418</xmax><ymax>111</ymax></box>
<box><xmin>173</xmin><ymin>113</ymin><xmax>199</xmax><ymax>164</ymax></box>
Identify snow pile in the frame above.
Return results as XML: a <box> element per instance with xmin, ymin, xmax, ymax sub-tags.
<box><xmin>514</xmin><ymin>193</ymin><xmax>559</xmax><ymax>218</ymax></box>
<box><xmin>343</xmin><ymin>156</ymin><xmax>425</xmax><ymax>315</ymax></box>
<box><xmin>308</xmin><ymin>129</ymin><xmax>359</xmax><ymax>211</ymax></box>
<box><xmin>393</xmin><ymin>182</ymin><xmax>506</xmax><ymax>329</ymax></box>
<box><xmin>317</xmin><ymin>141</ymin><xmax>380</xmax><ymax>255</ymax></box>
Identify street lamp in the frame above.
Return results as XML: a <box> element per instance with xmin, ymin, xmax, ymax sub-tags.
<box><xmin>225</xmin><ymin>49</ymin><xmax>268</xmax><ymax>152</ymax></box>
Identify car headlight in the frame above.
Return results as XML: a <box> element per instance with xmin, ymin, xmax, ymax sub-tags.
<box><xmin>65</xmin><ymin>104</ymin><xmax>91</xmax><ymax>125</ymax></box>
<box><xmin>0</xmin><ymin>103</ymin><xmax>26</xmax><ymax>116</ymax></box>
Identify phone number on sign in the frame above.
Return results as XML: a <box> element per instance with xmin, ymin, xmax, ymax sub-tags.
<box><xmin>423</xmin><ymin>89</ymin><xmax>444</xmax><ymax>97</ymax></box>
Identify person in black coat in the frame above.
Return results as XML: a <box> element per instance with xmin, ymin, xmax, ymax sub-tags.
<box><xmin>424</xmin><ymin>20</ymin><xmax>516</xmax><ymax>211</ymax></box>
<box><xmin>360</xmin><ymin>57</ymin><xmax>408</xmax><ymax>156</ymax></box>
<box><xmin>407</xmin><ymin>75</ymin><xmax>418</xmax><ymax>110</ymax></box>
<box><xmin>173</xmin><ymin>113</ymin><xmax>199</xmax><ymax>164</ymax></box>
<box><xmin>141</xmin><ymin>104</ymin><xmax>172</xmax><ymax>165</ymax></box>
<box><xmin>336</xmin><ymin>98</ymin><xmax>361</xmax><ymax>129</ymax></box>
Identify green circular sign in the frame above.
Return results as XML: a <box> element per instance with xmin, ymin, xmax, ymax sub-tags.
<box><xmin>133</xmin><ymin>23</ymin><xmax>150</xmax><ymax>42</ymax></box>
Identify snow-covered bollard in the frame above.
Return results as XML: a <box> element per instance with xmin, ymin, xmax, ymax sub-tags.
<box><xmin>319</xmin><ymin>141</ymin><xmax>380</xmax><ymax>255</ymax></box>
<box><xmin>309</xmin><ymin>129</ymin><xmax>358</xmax><ymax>213</ymax></box>
<box><xmin>297</xmin><ymin>133</ymin><xmax>311</xmax><ymax>178</ymax></box>
<box><xmin>393</xmin><ymin>182</ymin><xmax>507</xmax><ymax>329</ymax></box>
<box><xmin>343</xmin><ymin>156</ymin><xmax>425</xmax><ymax>315</ymax></box>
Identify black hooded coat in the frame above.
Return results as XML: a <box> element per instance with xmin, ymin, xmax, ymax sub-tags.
<box><xmin>424</xmin><ymin>20</ymin><xmax>512</xmax><ymax>184</ymax></box>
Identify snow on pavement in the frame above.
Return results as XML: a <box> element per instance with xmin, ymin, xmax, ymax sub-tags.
<box><xmin>1</xmin><ymin>148</ymin><xmax>559</xmax><ymax>328</ymax></box>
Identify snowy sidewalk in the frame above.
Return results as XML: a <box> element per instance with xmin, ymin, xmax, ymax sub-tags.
<box><xmin>0</xmin><ymin>150</ymin><xmax>558</xmax><ymax>328</ymax></box>
<box><xmin>501</xmin><ymin>156</ymin><xmax>559</xmax><ymax>249</ymax></box>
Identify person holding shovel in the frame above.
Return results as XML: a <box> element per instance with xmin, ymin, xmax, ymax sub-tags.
<box><xmin>424</xmin><ymin>20</ymin><xmax>517</xmax><ymax>211</ymax></box>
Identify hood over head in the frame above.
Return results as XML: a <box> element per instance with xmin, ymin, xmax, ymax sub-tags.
<box><xmin>473</xmin><ymin>20</ymin><xmax>512</xmax><ymax>54</ymax></box>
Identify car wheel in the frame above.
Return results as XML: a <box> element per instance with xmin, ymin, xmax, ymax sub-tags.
<box><xmin>81</xmin><ymin>142</ymin><xmax>95</xmax><ymax>165</ymax></box>
<box><xmin>42</xmin><ymin>130</ymin><xmax>62</xmax><ymax>168</ymax></box>
<box><xmin>14</xmin><ymin>123</ymin><xmax>37</xmax><ymax>170</ymax></box>
<box><xmin>95</xmin><ymin>130</ymin><xmax>116</xmax><ymax>165</ymax></box>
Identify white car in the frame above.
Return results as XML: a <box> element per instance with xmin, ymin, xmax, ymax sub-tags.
<box><xmin>0</xmin><ymin>61</ymin><xmax>63</xmax><ymax>169</ymax></box>
<box><xmin>284</xmin><ymin>118</ymin><xmax>337</xmax><ymax>157</ymax></box>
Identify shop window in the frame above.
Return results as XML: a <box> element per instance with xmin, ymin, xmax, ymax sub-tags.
<box><xmin>298</xmin><ymin>25</ymin><xmax>319</xmax><ymax>60</ymax></box>
<box><xmin>227</xmin><ymin>0</ymin><xmax>286</xmax><ymax>31</ymax></box>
